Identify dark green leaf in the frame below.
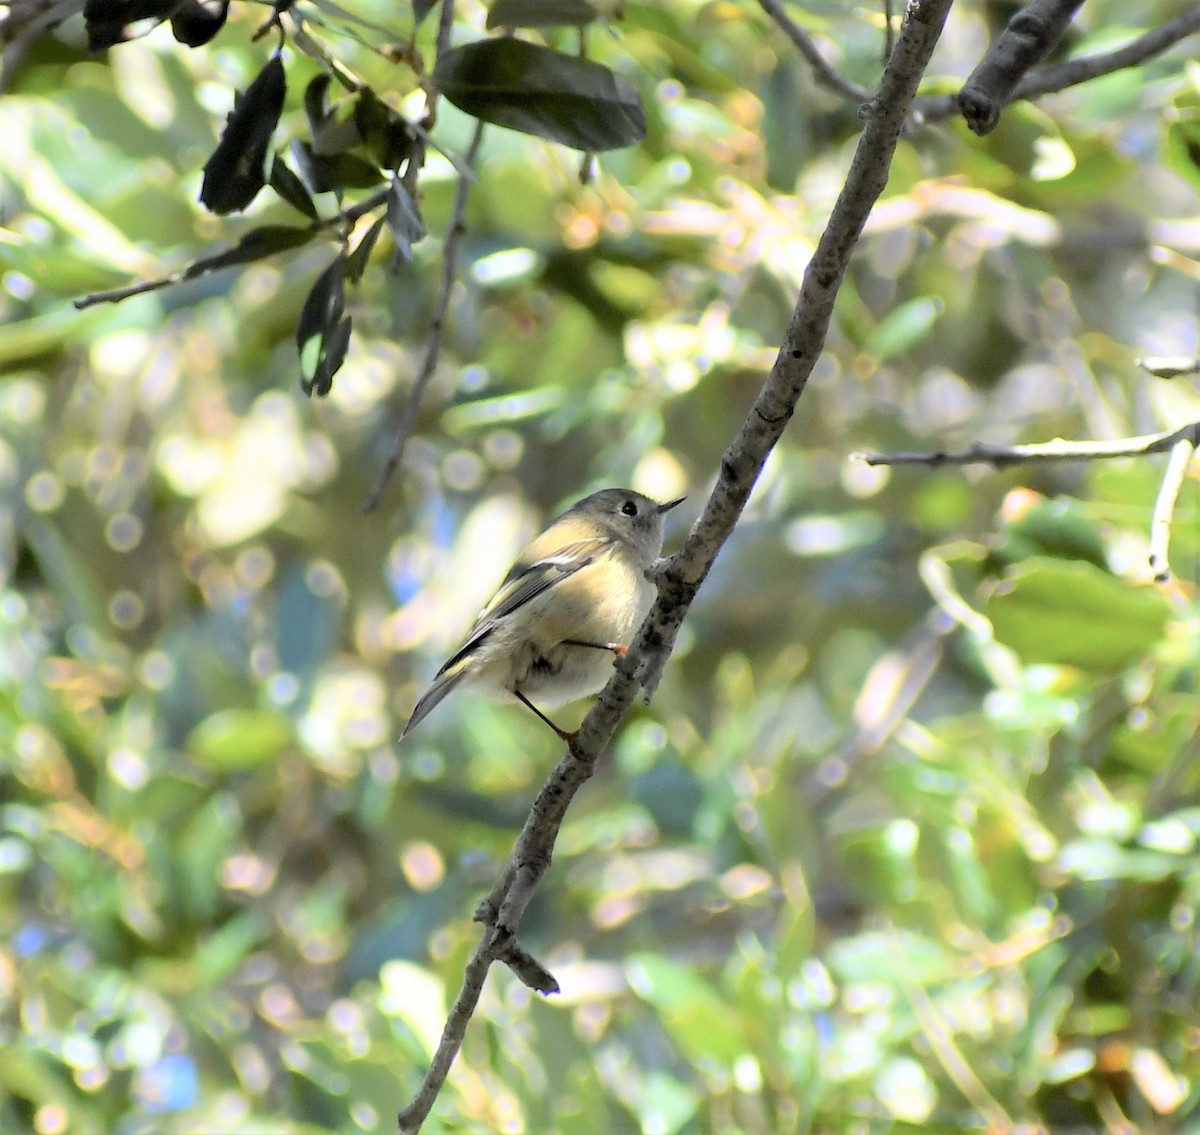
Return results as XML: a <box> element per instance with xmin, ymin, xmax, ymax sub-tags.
<box><xmin>486</xmin><ymin>0</ymin><xmax>599</xmax><ymax>29</ymax></box>
<box><xmin>298</xmin><ymin>254</ymin><xmax>349</xmax><ymax>396</ymax></box>
<box><xmin>311</xmin><ymin>111</ymin><xmax>362</xmax><ymax>156</ymax></box>
<box><xmin>291</xmin><ymin>140</ymin><xmax>384</xmax><ymax>194</ymax></box>
<box><xmin>269</xmin><ymin>154</ymin><xmax>319</xmax><ymax>219</ymax></box>
<box><xmin>169</xmin><ymin>0</ymin><xmax>228</xmax><ymax>46</ymax></box>
<box><xmin>346</xmin><ymin>215</ymin><xmax>386</xmax><ymax>283</ymax></box>
<box><xmin>183</xmin><ymin>225</ymin><xmax>314</xmax><ymax>277</ymax></box>
<box><xmin>304</xmin><ymin>73</ymin><xmax>334</xmax><ymax>138</ymax></box>
<box><xmin>985</xmin><ymin>557</ymin><xmax>1170</xmax><ymax>671</ymax></box>
<box><xmin>434</xmin><ymin>38</ymin><xmax>646</xmax><ymax>151</ymax></box>
<box><xmin>412</xmin><ymin>0</ymin><xmax>440</xmax><ymax>27</ymax></box>
<box><xmin>386</xmin><ymin>176</ymin><xmax>427</xmax><ymax>264</ymax></box>
<box><xmin>84</xmin><ymin>0</ymin><xmax>184</xmax><ymax>49</ymax></box>
<box><xmin>986</xmin><ymin>496</ymin><xmax>1109</xmax><ymax>573</ymax></box>
<box><xmin>308</xmin><ymin>315</ymin><xmax>353</xmax><ymax>397</ymax></box>
<box><xmin>355</xmin><ymin>89</ymin><xmax>413</xmax><ymax>170</ymax></box>
<box><xmin>200</xmin><ymin>54</ymin><xmax>287</xmax><ymax>214</ymax></box>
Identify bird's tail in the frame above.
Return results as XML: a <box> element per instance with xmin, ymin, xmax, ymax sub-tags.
<box><xmin>401</xmin><ymin>669</ymin><xmax>465</xmax><ymax>738</ymax></box>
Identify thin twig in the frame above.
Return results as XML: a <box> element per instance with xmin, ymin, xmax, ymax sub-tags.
<box><xmin>392</xmin><ymin>3</ymin><xmax>954</xmax><ymax>1130</ymax></box>
<box><xmin>397</xmin><ymin>947</ymin><xmax>493</xmax><ymax>1133</ymax></box>
<box><xmin>74</xmin><ymin>186</ymin><xmax>391</xmax><ymax>310</ymax></box>
<box><xmin>1149</xmin><ymin>437</ymin><xmax>1195</xmax><ymax>581</ymax></box>
<box><xmin>756</xmin><ymin>0</ymin><xmax>873</xmax><ymax>104</ymax></box>
<box><xmin>362</xmin><ymin>118</ymin><xmax>484</xmax><ymax>513</ymax></box>
<box><xmin>811</xmin><ymin>606</ymin><xmax>955</xmax><ymax>803</ymax></box>
<box><xmin>916</xmin><ymin>4</ymin><xmax>1200</xmax><ymax>123</ymax></box>
<box><xmin>852</xmin><ymin>420</ymin><xmax>1200</xmax><ymax>467</ymax></box>
<box><xmin>435</xmin><ymin>0</ymin><xmax>454</xmax><ymax>69</ymax></box>
<box><xmin>1139</xmin><ymin>355</ymin><xmax>1200</xmax><ymax>380</ymax></box>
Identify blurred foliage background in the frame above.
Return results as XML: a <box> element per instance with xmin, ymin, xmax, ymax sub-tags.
<box><xmin>3</xmin><ymin>0</ymin><xmax>1200</xmax><ymax>1131</ymax></box>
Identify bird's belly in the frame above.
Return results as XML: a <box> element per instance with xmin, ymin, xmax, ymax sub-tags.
<box><xmin>511</xmin><ymin>641</ymin><xmax>621</xmax><ymax>706</ymax></box>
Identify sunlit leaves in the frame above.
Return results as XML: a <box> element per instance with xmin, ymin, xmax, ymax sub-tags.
<box><xmin>986</xmin><ymin>557</ymin><xmax>1170</xmax><ymax>671</ymax></box>
<box><xmin>1165</xmin><ymin>86</ymin><xmax>1200</xmax><ymax>192</ymax></box>
<box><xmin>866</xmin><ymin>295</ymin><xmax>943</xmax><ymax>359</ymax></box>
<box><xmin>188</xmin><ymin>709</ymin><xmax>294</xmax><ymax>769</ymax></box>
<box><xmin>200</xmin><ymin>54</ymin><xmax>286</xmax><ymax>214</ymax></box>
<box><xmin>434</xmin><ymin>38</ymin><xmax>647</xmax><ymax>151</ymax></box>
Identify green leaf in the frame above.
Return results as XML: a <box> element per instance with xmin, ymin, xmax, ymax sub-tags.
<box><xmin>386</xmin><ymin>176</ymin><xmax>427</xmax><ymax>264</ymax></box>
<box><xmin>182</xmin><ymin>224</ymin><xmax>315</xmax><ymax>277</ymax></box>
<box><xmin>625</xmin><ymin>954</ymin><xmax>748</xmax><ymax>1062</ymax></box>
<box><xmin>297</xmin><ymin>253</ymin><xmax>350</xmax><ymax>396</ymax></box>
<box><xmin>188</xmin><ymin>709</ymin><xmax>293</xmax><ymax>770</ymax></box>
<box><xmin>1057</xmin><ymin>837</ymin><xmax>1185</xmax><ymax>882</ymax></box>
<box><xmin>986</xmin><ymin>496</ymin><xmax>1109</xmax><ymax>572</ymax></box>
<box><xmin>346</xmin><ymin>215</ymin><xmax>386</xmax><ymax>282</ymax></box>
<box><xmin>1165</xmin><ymin>98</ymin><xmax>1200</xmax><ymax>193</ymax></box>
<box><xmin>985</xmin><ymin>557</ymin><xmax>1170</xmax><ymax>671</ymax></box>
<box><xmin>169</xmin><ymin>0</ymin><xmax>228</xmax><ymax>46</ymax></box>
<box><xmin>826</xmin><ymin>930</ymin><xmax>953</xmax><ymax>986</ymax></box>
<box><xmin>412</xmin><ymin>0</ymin><xmax>440</xmax><ymax>26</ymax></box>
<box><xmin>866</xmin><ymin>295</ymin><xmax>943</xmax><ymax>359</ymax></box>
<box><xmin>303</xmin><ymin>74</ymin><xmax>334</xmax><ymax>138</ymax></box>
<box><xmin>200</xmin><ymin>54</ymin><xmax>287</xmax><ymax>214</ymax></box>
<box><xmin>354</xmin><ymin>89</ymin><xmax>414</xmax><ymax>170</ymax></box>
<box><xmin>291</xmin><ymin>140</ymin><xmax>384</xmax><ymax>194</ymax></box>
<box><xmin>269</xmin><ymin>154</ymin><xmax>319</xmax><ymax>219</ymax></box>
<box><xmin>434</xmin><ymin>38</ymin><xmax>646</xmax><ymax>151</ymax></box>
<box><xmin>83</xmin><ymin>0</ymin><xmax>185</xmax><ymax>49</ymax></box>
<box><xmin>486</xmin><ymin>0</ymin><xmax>600</xmax><ymax>29</ymax></box>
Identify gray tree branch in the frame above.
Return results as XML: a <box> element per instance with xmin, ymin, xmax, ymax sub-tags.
<box><xmin>395</xmin><ymin>1</ymin><xmax>956</xmax><ymax>1130</ymax></box>
<box><xmin>756</xmin><ymin>0</ymin><xmax>873</xmax><ymax>104</ymax></box>
<box><xmin>856</xmin><ymin>420</ymin><xmax>1200</xmax><ymax>583</ymax></box>
<box><xmin>916</xmin><ymin>4</ymin><xmax>1200</xmax><ymax>125</ymax></box>
<box><xmin>956</xmin><ymin>0</ymin><xmax>1086</xmax><ymax>135</ymax></box>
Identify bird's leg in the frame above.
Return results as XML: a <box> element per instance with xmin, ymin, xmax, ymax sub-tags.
<box><xmin>513</xmin><ymin>691</ymin><xmax>579</xmax><ymax>750</ymax></box>
<box><xmin>563</xmin><ymin>639</ymin><xmax>628</xmax><ymax>657</ymax></box>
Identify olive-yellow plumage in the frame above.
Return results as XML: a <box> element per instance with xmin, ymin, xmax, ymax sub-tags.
<box><xmin>401</xmin><ymin>488</ymin><xmax>683</xmax><ymax>742</ymax></box>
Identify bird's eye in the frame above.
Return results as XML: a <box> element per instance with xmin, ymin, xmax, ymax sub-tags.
<box><xmin>621</xmin><ymin>500</ymin><xmax>638</xmax><ymax>516</ymax></box>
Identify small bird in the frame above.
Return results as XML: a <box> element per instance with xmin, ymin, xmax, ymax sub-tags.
<box><xmin>401</xmin><ymin>488</ymin><xmax>684</xmax><ymax>746</ymax></box>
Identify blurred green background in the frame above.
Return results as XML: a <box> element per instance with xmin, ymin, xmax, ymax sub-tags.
<box><xmin>2</xmin><ymin>0</ymin><xmax>1200</xmax><ymax>1131</ymax></box>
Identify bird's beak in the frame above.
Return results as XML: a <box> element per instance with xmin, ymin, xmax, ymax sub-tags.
<box><xmin>657</xmin><ymin>496</ymin><xmax>686</xmax><ymax>514</ymax></box>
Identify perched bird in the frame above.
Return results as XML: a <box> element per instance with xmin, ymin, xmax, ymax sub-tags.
<box><xmin>401</xmin><ymin>488</ymin><xmax>684</xmax><ymax>745</ymax></box>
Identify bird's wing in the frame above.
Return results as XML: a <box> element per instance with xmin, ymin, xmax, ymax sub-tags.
<box><xmin>434</xmin><ymin>537</ymin><xmax>611</xmax><ymax>677</ymax></box>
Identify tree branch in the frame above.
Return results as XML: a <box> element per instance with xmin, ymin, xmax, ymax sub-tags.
<box><xmin>1149</xmin><ymin>437</ymin><xmax>1195</xmax><ymax>582</ymax></box>
<box><xmin>852</xmin><ymin>420</ymin><xmax>1200</xmax><ymax>468</ymax></box>
<box><xmin>756</xmin><ymin>0</ymin><xmax>873</xmax><ymax>104</ymax></box>
<box><xmin>956</xmin><ymin>0</ymin><xmax>1085</xmax><ymax>136</ymax></box>
<box><xmin>362</xmin><ymin>118</ymin><xmax>484</xmax><ymax>513</ymax></box>
<box><xmin>394</xmin><ymin>1</ymin><xmax>955</xmax><ymax>1129</ymax></box>
<box><xmin>73</xmin><ymin>187</ymin><xmax>391</xmax><ymax>310</ymax></box>
<box><xmin>857</xmin><ymin>422</ymin><xmax>1200</xmax><ymax>585</ymax></box>
<box><xmin>916</xmin><ymin>4</ymin><xmax>1200</xmax><ymax>125</ymax></box>
<box><xmin>1012</xmin><ymin>4</ymin><xmax>1200</xmax><ymax>103</ymax></box>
